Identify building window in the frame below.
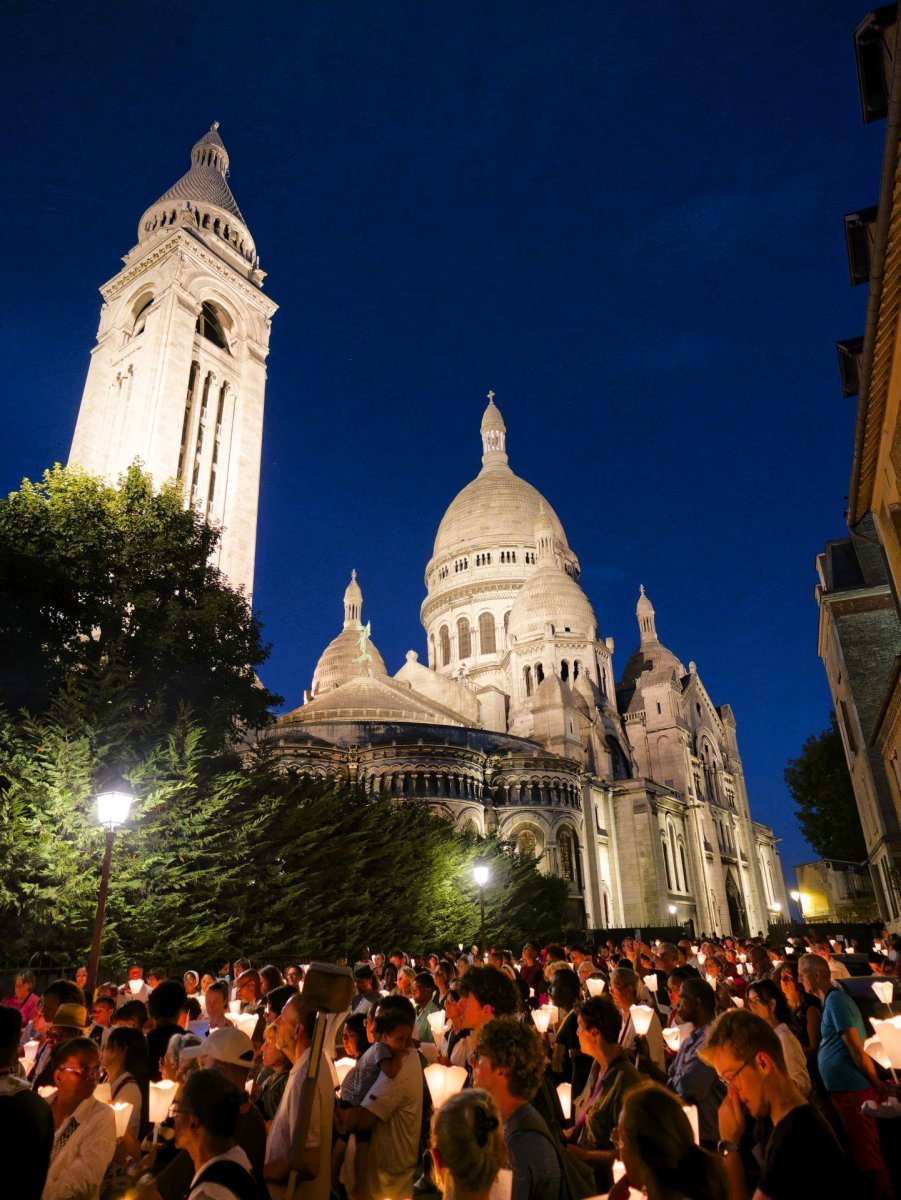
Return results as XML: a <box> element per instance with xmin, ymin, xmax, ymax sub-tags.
<box><xmin>479</xmin><ymin>612</ymin><xmax>497</xmax><ymax>654</ymax></box>
<box><xmin>524</xmin><ymin>665</ymin><xmax>533</xmax><ymax>697</ymax></box>
<box><xmin>196</xmin><ymin>302</ymin><xmax>230</xmax><ymax>352</ymax></box>
<box><xmin>457</xmin><ymin>617</ymin><xmax>472</xmax><ymax>658</ymax></box>
<box><xmin>439</xmin><ymin>625</ymin><xmax>451</xmax><ymax>666</ymax></box>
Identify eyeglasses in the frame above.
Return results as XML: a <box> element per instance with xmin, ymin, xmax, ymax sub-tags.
<box><xmin>169</xmin><ymin>1105</ymin><xmax>194</xmax><ymax>1119</ymax></box>
<box><xmin>717</xmin><ymin>1053</ymin><xmax>756</xmax><ymax>1088</ymax></box>
<box><xmin>58</xmin><ymin>1066</ymin><xmax>100</xmax><ymax>1080</ymax></box>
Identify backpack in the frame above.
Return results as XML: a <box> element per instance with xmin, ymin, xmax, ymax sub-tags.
<box><xmin>511</xmin><ymin>1108</ymin><xmax>597</xmax><ymax>1200</ymax></box>
<box><xmin>191</xmin><ymin>1158</ymin><xmax>270</xmax><ymax>1200</ymax></box>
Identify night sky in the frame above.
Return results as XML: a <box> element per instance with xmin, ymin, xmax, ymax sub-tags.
<box><xmin>0</xmin><ymin>2</ymin><xmax>885</xmax><ymax>882</ymax></box>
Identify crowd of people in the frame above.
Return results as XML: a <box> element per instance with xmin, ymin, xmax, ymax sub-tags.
<box><xmin>1</xmin><ymin>929</ymin><xmax>899</xmax><ymax>1200</ymax></box>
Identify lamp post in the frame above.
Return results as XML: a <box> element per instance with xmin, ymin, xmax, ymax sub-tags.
<box><xmin>473</xmin><ymin>860</ymin><xmax>489</xmax><ymax>957</ymax></box>
<box><xmin>789</xmin><ymin>890</ymin><xmax>803</xmax><ymax>924</ymax></box>
<box><xmin>86</xmin><ymin>772</ymin><xmax>134</xmax><ymax>999</ymax></box>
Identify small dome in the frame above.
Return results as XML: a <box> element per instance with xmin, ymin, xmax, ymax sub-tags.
<box><xmin>619</xmin><ymin>586</ymin><xmax>684</xmax><ymax>691</ymax></box>
<box><xmin>310</xmin><ymin>572</ymin><xmax>387</xmax><ymax>696</ymax></box>
<box><xmin>507</xmin><ymin>559</ymin><xmax>597</xmax><ymax>644</ymax></box>
<box><xmin>481</xmin><ymin>396</ymin><xmax>506</xmax><ymax>432</ymax></box>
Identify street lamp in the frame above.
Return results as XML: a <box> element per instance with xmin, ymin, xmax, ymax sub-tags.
<box><xmin>668</xmin><ymin>904</ymin><xmax>677</xmax><ymax>917</ymax></box>
<box><xmin>473</xmin><ymin>860</ymin><xmax>489</xmax><ymax>956</ymax></box>
<box><xmin>86</xmin><ymin>772</ymin><xmax>134</xmax><ymax>998</ymax></box>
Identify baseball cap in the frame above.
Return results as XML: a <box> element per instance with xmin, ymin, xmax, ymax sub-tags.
<box><xmin>180</xmin><ymin>1025</ymin><xmax>254</xmax><ymax>1068</ymax></box>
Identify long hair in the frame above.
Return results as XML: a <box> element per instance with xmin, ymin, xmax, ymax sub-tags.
<box><xmin>620</xmin><ymin>1083</ymin><xmax>727</xmax><ymax>1200</ymax></box>
<box><xmin>106</xmin><ymin>1024</ymin><xmax>150</xmax><ymax>1138</ymax></box>
<box><xmin>431</xmin><ymin>1089</ymin><xmax>507</xmax><ymax>1200</ymax></box>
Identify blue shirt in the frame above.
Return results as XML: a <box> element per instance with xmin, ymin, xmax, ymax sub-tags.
<box><xmin>818</xmin><ymin>988</ymin><xmax>869</xmax><ymax>1092</ymax></box>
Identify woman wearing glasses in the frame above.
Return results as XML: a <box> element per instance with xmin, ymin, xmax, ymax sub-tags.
<box><xmin>42</xmin><ymin>1038</ymin><xmax>117</xmax><ymax>1200</ymax></box>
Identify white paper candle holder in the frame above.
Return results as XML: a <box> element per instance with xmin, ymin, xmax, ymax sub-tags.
<box><xmin>872</xmin><ymin>980</ymin><xmax>894</xmax><ymax>1006</ymax></box>
<box><xmin>148</xmin><ymin>1078</ymin><xmax>177</xmax><ymax>1125</ymax></box>
<box><xmin>630</xmin><ymin>1004</ymin><xmax>655</xmax><ymax>1036</ymax></box>
<box><xmin>643</xmin><ymin>973</ymin><xmax>658</xmax><ymax>994</ymax></box>
<box><xmin>428</xmin><ymin>1010</ymin><xmax>447</xmax><ymax>1039</ymax></box>
<box><xmin>556</xmin><ymin>1081</ymin><xmax>572</xmax><ymax>1120</ymax></box>
<box><xmin>424</xmin><ymin>1063</ymin><xmax>467</xmax><ymax>1107</ymax></box>
<box><xmin>110</xmin><ymin>1100</ymin><xmax>133</xmax><ymax>1139</ymax></box>
<box><xmin>334</xmin><ymin>1056</ymin><xmax>356</xmax><ymax>1086</ymax></box>
<box><xmin>585</xmin><ymin>977</ymin><xmax>606</xmax><ymax>996</ymax></box>
<box><xmin>226</xmin><ymin>1012</ymin><xmax>259</xmax><ymax>1039</ymax></box>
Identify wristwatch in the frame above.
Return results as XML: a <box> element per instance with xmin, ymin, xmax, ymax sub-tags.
<box><xmin>717</xmin><ymin>1140</ymin><xmax>740</xmax><ymax>1156</ymax></box>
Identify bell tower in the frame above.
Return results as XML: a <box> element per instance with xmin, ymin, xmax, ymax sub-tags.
<box><xmin>69</xmin><ymin>123</ymin><xmax>277</xmax><ymax>598</ymax></box>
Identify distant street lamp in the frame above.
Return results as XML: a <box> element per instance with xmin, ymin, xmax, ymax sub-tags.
<box><xmin>668</xmin><ymin>904</ymin><xmax>677</xmax><ymax>917</ymax></box>
<box><xmin>86</xmin><ymin>772</ymin><xmax>134</xmax><ymax>998</ymax></box>
<box><xmin>473</xmin><ymin>860</ymin><xmax>489</xmax><ymax>956</ymax></box>
<box><xmin>789</xmin><ymin>890</ymin><xmax>804</xmax><ymax>921</ymax></box>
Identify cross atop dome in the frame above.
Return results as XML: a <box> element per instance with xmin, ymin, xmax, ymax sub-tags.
<box><xmin>480</xmin><ymin>391</ymin><xmax>508</xmax><ymax>466</ymax></box>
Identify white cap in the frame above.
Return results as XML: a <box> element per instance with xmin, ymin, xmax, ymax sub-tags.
<box><xmin>180</xmin><ymin>1024</ymin><xmax>255</xmax><ymax>1068</ymax></box>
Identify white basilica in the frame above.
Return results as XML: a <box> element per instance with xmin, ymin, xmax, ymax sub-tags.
<box><xmin>68</xmin><ymin>124</ymin><xmax>787</xmax><ymax>936</ymax></box>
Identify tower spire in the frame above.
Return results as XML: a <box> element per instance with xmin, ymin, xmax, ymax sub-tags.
<box><xmin>480</xmin><ymin>391</ymin><xmax>508</xmax><ymax>467</ymax></box>
<box><xmin>343</xmin><ymin>569</ymin><xmax>363</xmax><ymax>628</ymax></box>
<box><xmin>637</xmin><ymin>584</ymin><xmax>658</xmax><ymax>644</ymax></box>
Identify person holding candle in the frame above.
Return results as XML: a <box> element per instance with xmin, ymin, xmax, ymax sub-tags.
<box><xmin>413</xmin><ymin>972</ymin><xmax>441</xmax><ymax>1044</ymax></box>
<box><xmin>609</xmin><ymin>968</ymin><xmax>665</xmax><ymax>1074</ymax></box>
<box><xmin>471</xmin><ymin>1018</ymin><xmax>564</xmax><ymax>1200</ymax></box>
<box><xmin>616</xmin><ymin>1082</ymin><xmax>727</xmax><ymax>1200</ymax></box>
<box><xmin>101</xmin><ymin>1024</ymin><xmax>148</xmax><ymax>1140</ymax></box>
<box><xmin>171</xmin><ymin>1068</ymin><xmax>268</xmax><ymax>1200</ymax></box>
<box><xmin>42</xmin><ymin>1037</ymin><xmax>117</xmax><ymax>1200</ymax></box>
<box><xmin>146</xmin><ymin>980</ymin><xmax>188</xmax><ymax>1082</ymax></box>
<box><xmin>701</xmin><ymin>1009</ymin><xmax>853</xmax><ymax>1200</ymax></box>
<box><xmin>797</xmin><ymin>953</ymin><xmax>892</xmax><ymax>1199</ymax></box>
<box><xmin>563</xmin><ymin>995</ymin><xmax>641</xmax><ymax>1193</ymax></box>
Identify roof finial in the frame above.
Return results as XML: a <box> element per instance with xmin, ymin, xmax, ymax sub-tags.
<box><xmin>639</xmin><ymin>583</ymin><xmax>645</xmax><ymax>596</ymax></box>
<box><xmin>480</xmin><ymin>391</ymin><xmax>507</xmax><ymax>467</ymax></box>
<box><xmin>487</xmin><ymin>389</ymin><xmax>495</xmax><ymax>402</ymax></box>
<box><xmin>211</xmin><ymin>120</ymin><xmax>220</xmax><ymax>130</ymax></box>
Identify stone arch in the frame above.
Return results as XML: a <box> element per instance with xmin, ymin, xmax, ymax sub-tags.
<box><xmin>479</xmin><ymin>612</ymin><xmax>497</xmax><ymax>654</ymax></box>
<box><xmin>439</xmin><ymin>625</ymin><xmax>451</xmax><ymax>666</ymax></box>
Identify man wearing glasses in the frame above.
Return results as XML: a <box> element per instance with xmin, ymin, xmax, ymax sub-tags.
<box><xmin>42</xmin><ymin>1038</ymin><xmax>116</xmax><ymax>1200</ymax></box>
<box><xmin>702</xmin><ymin>1009</ymin><xmax>853</xmax><ymax>1200</ymax></box>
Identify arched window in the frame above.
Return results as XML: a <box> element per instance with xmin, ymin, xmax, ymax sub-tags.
<box><xmin>479</xmin><ymin>612</ymin><xmax>497</xmax><ymax>654</ymax></box>
<box><xmin>503</xmin><ymin>610</ymin><xmax>511</xmax><ymax>643</ymax></box>
<box><xmin>131</xmin><ymin>296</ymin><xmax>152</xmax><ymax>337</ymax></box>
<box><xmin>661</xmin><ymin>831</ymin><xmax>673</xmax><ymax>890</ymax></box>
<box><xmin>429</xmin><ymin>634</ymin><xmax>436</xmax><ymax>666</ymax></box>
<box><xmin>560</xmin><ymin>660</ymin><xmax>569</xmax><ymax>682</ymax></box>
<box><xmin>679</xmin><ymin>841</ymin><xmax>688</xmax><ymax>893</ymax></box>
<box><xmin>457</xmin><ymin>617</ymin><xmax>472</xmax><ymax>658</ymax></box>
<box><xmin>535</xmin><ymin>663</ymin><xmax>545</xmax><ymax>685</ymax></box>
<box><xmin>439</xmin><ymin>625</ymin><xmax>451</xmax><ymax>666</ymax></box>
<box><xmin>516</xmin><ymin>829</ymin><xmax>538</xmax><ymax>858</ymax></box>
<box><xmin>558</xmin><ymin>829</ymin><xmax>575</xmax><ymax>882</ymax></box>
<box><xmin>196</xmin><ymin>302</ymin><xmax>230</xmax><ymax>352</ymax></box>
<box><xmin>524</xmin><ymin>665</ymin><xmax>533</xmax><ymax>697</ymax></box>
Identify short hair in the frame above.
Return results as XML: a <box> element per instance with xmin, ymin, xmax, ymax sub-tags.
<box><xmin>610</xmin><ymin>967</ymin><xmax>640</xmax><ymax>994</ymax></box>
<box><xmin>578</xmin><ymin>996</ymin><xmax>623</xmax><ymax>1043</ymax></box>
<box><xmin>702</xmin><ymin>1010</ymin><xmax>786</xmax><ymax>1072</ymax></box>
<box><xmin>148</xmin><ymin>967</ymin><xmax>168</xmax><ymax>983</ymax></box>
<box><xmin>414</xmin><ymin>972</ymin><xmax>435</xmax><ymax>994</ymax></box>
<box><xmin>431</xmin><ymin>1090</ymin><xmax>505</xmax><ymax>1194</ymax></box>
<box><xmin>266</xmin><ymin>985</ymin><xmax>297</xmax><ymax>1016</ymax></box>
<box><xmin>457</xmin><ymin>966</ymin><xmax>518</xmax><ymax>1016</ymax></box>
<box><xmin>656</xmin><ymin>943</ymin><xmax>679</xmax><ymax>962</ymax></box>
<box><xmin>115</xmin><ymin>999</ymin><xmax>148</xmax><ymax>1026</ymax></box>
<box><xmin>354</xmin><ymin>964</ymin><xmax>374</xmax><ymax>981</ymax></box>
<box><xmin>44</xmin><ymin>979</ymin><xmax>85</xmax><ymax>1008</ymax></box>
<box><xmin>205</xmin><ymin>981</ymin><xmax>229</xmax><ymax>1002</ymax></box>
<box><xmin>0</xmin><ymin>1006</ymin><xmax>22</xmax><ymax>1065</ymax></box>
<box><xmin>15</xmin><ymin>971</ymin><xmax>36</xmax><ymax>989</ymax></box>
<box><xmin>182</xmin><ymin>997</ymin><xmax>202</xmax><ymax>1021</ymax></box>
<box><xmin>148</xmin><ymin>980</ymin><xmax>186</xmax><ymax>1022</ymax></box>
<box><xmin>53</xmin><ymin>1036</ymin><xmax>99</xmax><ymax>1070</ymax></box>
<box><xmin>233</xmin><ymin>958</ymin><xmax>251</xmax><ymax>974</ymax></box>
<box><xmin>549</xmin><ymin>968</ymin><xmax>580</xmax><ymax>1008</ymax></box>
<box><xmin>798</xmin><ymin>953</ymin><xmax>830</xmax><ymax>986</ymax></box>
<box><xmin>92</xmin><ymin>996</ymin><xmax>116</xmax><ymax>1013</ymax></box>
<box><xmin>474</xmin><ymin>1017</ymin><xmax>545</xmax><ymax>1101</ymax></box>
<box><xmin>389</xmin><ymin>948</ymin><xmax>405</xmax><ymax>961</ymax></box>
<box><xmin>180</xmin><ymin>1068</ymin><xmax>242</xmax><ymax>1139</ymax></box>
<box><xmin>680</xmin><ymin>978</ymin><xmax>716</xmax><ymax>1015</ymax></box>
<box><xmin>667</xmin><ymin>967</ymin><xmax>695</xmax><ymax>988</ymax></box>
<box><xmin>374</xmin><ymin>996</ymin><xmax>416</xmax><ymax>1035</ymax></box>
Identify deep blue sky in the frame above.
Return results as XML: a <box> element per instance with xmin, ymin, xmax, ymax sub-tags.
<box><xmin>0</xmin><ymin>2</ymin><xmax>884</xmax><ymax>880</ymax></box>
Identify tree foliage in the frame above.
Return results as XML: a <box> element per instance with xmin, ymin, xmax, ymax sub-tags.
<box><xmin>0</xmin><ymin>464</ymin><xmax>280</xmax><ymax>753</ymax></box>
<box><xmin>784</xmin><ymin>712</ymin><xmax>866</xmax><ymax>860</ymax></box>
<box><xmin>0</xmin><ymin>702</ymin><xmax>567</xmax><ymax>969</ymax></box>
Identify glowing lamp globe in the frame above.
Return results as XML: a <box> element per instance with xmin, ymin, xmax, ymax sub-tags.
<box><xmin>424</xmin><ymin>1063</ymin><xmax>467</xmax><ymax>1107</ymax></box>
<box><xmin>96</xmin><ymin>773</ymin><xmax>133</xmax><ymax>829</ymax></box>
<box><xmin>473</xmin><ymin>863</ymin><xmax>490</xmax><ymax>887</ymax></box>
<box><xmin>630</xmin><ymin>1004</ymin><xmax>655</xmax><ymax>1036</ymax></box>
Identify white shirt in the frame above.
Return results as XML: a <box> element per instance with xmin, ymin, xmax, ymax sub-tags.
<box><xmin>362</xmin><ymin>1048</ymin><xmax>424</xmax><ymax>1200</ymax></box>
<box><xmin>188</xmin><ymin>1145</ymin><xmax>254</xmax><ymax>1200</ymax></box>
<box><xmin>43</xmin><ymin>1095</ymin><xmax>117</xmax><ymax>1200</ymax></box>
<box><xmin>265</xmin><ymin>1047</ymin><xmax>334</xmax><ymax>1200</ymax></box>
<box><xmin>774</xmin><ymin>1023</ymin><xmax>811</xmax><ymax>1096</ymax></box>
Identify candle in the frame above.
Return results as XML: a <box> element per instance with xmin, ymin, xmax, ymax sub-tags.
<box><xmin>864</xmin><ymin>1035</ymin><xmax>892</xmax><ymax>1070</ymax></box>
<box><xmin>128</xmin><ymin>978</ymin><xmax>144</xmax><ymax>995</ymax></box>
<box><xmin>424</xmin><ymin>1063</ymin><xmax>467</xmax><ymax>1107</ymax></box>
<box><xmin>532</xmin><ymin>1008</ymin><xmax>552</xmax><ymax>1034</ymax></box>
<box><xmin>585</xmin><ymin>977</ymin><xmax>605</xmax><ymax>996</ymax></box>
<box><xmin>612</xmin><ymin>1161</ymin><xmax>626</xmax><ymax>1184</ymax></box>
<box><xmin>93</xmin><ymin>1082</ymin><xmax>111</xmax><ymax>1104</ymax></box>
<box><xmin>334</xmin><ymin>1056</ymin><xmax>356</xmax><ymax>1086</ymax></box>
<box><xmin>37</xmin><ymin>1086</ymin><xmax>57</xmax><ymax>1101</ymax></box>
<box><xmin>731</xmin><ymin>996</ymin><xmax>744</xmax><ymax>1008</ymax></box>
<box><xmin>870</xmin><ymin>1015</ymin><xmax>901</xmax><ymax>1067</ymax></box>
<box><xmin>428</xmin><ymin>1010</ymin><xmax>447</xmax><ymax>1039</ymax></box>
<box><xmin>630</xmin><ymin>1004</ymin><xmax>655</xmax><ymax>1036</ymax></box>
<box><xmin>643</xmin><ymin>973</ymin><xmax>658</xmax><ymax>993</ymax></box>
<box><xmin>229</xmin><ymin>999</ymin><xmax>242</xmax><ymax>1014</ymax></box>
<box><xmin>697</xmin><ymin>952</ymin><xmax>706</xmax><ymax>966</ymax></box>
<box><xmin>872</xmin><ymin>980</ymin><xmax>894</xmax><ymax>1006</ymax></box>
<box><xmin>226</xmin><ymin>1012</ymin><xmax>260</xmax><ymax>1039</ymax></box>
<box><xmin>556</xmin><ymin>1082</ymin><xmax>572</xmax><ymax>1120</ymax></box>
<box><xmin>110</xmin><ymin>1101</ymin><xmax>133</xmax><ymax>1139</ymax></box>
<box><xmin>148</xmin><ymin>1078</ymin><xmax>178</xmax><ymax>1124</ymax></box>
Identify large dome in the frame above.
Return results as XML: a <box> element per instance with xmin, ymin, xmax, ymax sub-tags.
<box><xmin>431</xmin><ymin>397</ymin><xmax>570</xmax><ymax>561</ymax></box>
<box><xmin>433</xmin><ymin>465</ymin><xmax>569</xmax><ymax>559</ymax></box>
<box><xmin>310</xmin><ymin>572</ymin><xmax>388</xmax><ymax>696</ymax></box>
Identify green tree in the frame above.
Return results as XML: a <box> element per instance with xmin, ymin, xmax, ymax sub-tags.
<box><xmin>0</xmin><ymin>463</ymin><xmax>280</xmax><ymax>753</ymax></box>
<box><xmin>784</xmin><ymin>712</ymin><xmax>866</xmax><ymax>860</ymax></box>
